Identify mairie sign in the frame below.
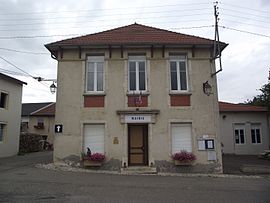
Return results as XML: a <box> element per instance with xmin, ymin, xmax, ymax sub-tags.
<box><xmin>124</xmin><ymin>114</ymin><xmax>151</xmax><ymax>123</ymax></box>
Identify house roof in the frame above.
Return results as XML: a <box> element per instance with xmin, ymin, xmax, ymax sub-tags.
<box><xmin>219</xmin><ymin>101</ymin><xmax>268</xmax><ymax>112</ymax></box>
<box><xmin>21</xmin><ymin>102</ymin><xmax>53</xmax><ymax>116</ymax></box>
<box><xmin>45</xmin><ymin>23</ymin><xmax>227</xmax><ymax>56</ymax></box>
<box><xmin>0</xmin><ymin>72</ymin><xmax>27</xmax><ymax>85</ymax></box>
<box><xmin>30</xmin><ymin>102</ymin><xmax>55</xmax><ymax>116</ymax></box>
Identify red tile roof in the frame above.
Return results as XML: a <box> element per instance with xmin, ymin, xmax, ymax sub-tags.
<box><xmin>30</xmin><ymin>103</ymin><xmax>55</xmax><ymax>116</ymax></box>
<box><xmin>219</xmin><ymin>101</ymin><xmax>268</xmax><ymax>112</ymax></box>
<box><xmin>45</xmin><ymin>23</ymin><xmax>227</xmax><ymax>49</ymax></box>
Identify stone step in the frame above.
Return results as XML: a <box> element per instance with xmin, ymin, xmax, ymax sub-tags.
<box><xmin>121</xmin><ymin>166</ymin><xmax>157</xmax><ymax>175</ymax></box>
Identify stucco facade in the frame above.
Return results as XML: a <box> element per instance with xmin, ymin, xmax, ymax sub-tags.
<box><xmin>0</xmin><ymin>73</ymin><xmax>26</xmax><ymax>157</ymax></box>
<box><xmin>46</xmin><ymin>24</ymin><xmax>227</xmax><ymax>173</ymax></box>
<box><xmin>219</xmin><ymin>103</ymin><xmax>270</xmax><ymax>155</ymax></box>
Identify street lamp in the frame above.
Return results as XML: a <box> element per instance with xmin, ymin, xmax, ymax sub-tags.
<box><xmin>50</xmin><ymin>82</ymin><xmax>57</xmax><ymax>94</ymax></box>
<box><xmin>203</xmin><ymin>81</ymin><xmax>212</xmax><ymax>96</ymax></box>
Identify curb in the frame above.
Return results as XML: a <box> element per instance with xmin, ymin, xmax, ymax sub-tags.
<box><xmin>35</xmin><ymin>163</ymin><xmax>270</xmax><ymax>179</ymax></box>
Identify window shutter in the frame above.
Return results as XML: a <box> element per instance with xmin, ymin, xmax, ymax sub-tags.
<box><xmin>83</xmin><ymin>124</ymin><xmax>105</xmax><ymax>154</ymax></box>
<box><xmin>171</xmin><ymin>123</ymin><xmax>192</xmax><ymax>153</ymax></box>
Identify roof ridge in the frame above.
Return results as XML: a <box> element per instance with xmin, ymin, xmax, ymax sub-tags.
<box><xmin>30</xmin><ymin>102</ymin><xmax>55</xmax><ymax>115</ymax></box>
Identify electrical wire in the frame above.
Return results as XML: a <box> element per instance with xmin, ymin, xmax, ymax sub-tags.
<box><xmin>219</xmin><ymin>25</ymin><xmax>270</xmax><ymax>38</ymax></box>
<box><xmin>220</xmin><ymin>2</ymin><xmax>270</xmax><ymax>15</ymax></box>
<box><xmin>0</xmin><ymin>47</ymin><xmax>49</xmax><ymax>55</ymax></box>
<box><xmin>0</xmin><ymin>56</ymin><xmax>50</xmax><ymax>88</ymax></box>
<box><xmin>0</xmin><ymin>12</ymin><xmax>212</xmax><ymax>27</ymax></box>
<box><xmin>0</xmin><ymin>19</ymin><xmax>211</xmax><ymax>32</ymax></box>
<box><xmin>0</xmin><ymin>34</ymin><xmax>81</xmax><ymax>39</ymax></box>
<box><xmin>0</xmin><ymin>8</ymin><xmax>212</xmax><ymax>22</ymax></box>
<box><xmin>0</xmin><ymin>2</ymin><xmax>211</xmax><ymax>16</ymax></box>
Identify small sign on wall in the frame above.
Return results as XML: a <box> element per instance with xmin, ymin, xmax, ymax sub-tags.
<box><xmin>197</xmin><ymin>139</ymin><xmax>215</xmax><ymax>150</ymax></box>
<box><xmin>113</xmin><ymin>137</ymin><xmax>119</xmax><ymax>144</ymax></box>
<box><xmin>124</xmin><ymin>114</ymin><xmax>151</xmax><ymax>123</ymax></box>
<box><xmin>55</xmin><ymin>124</ymin><xmax>63</xmax><ymax>133</ymax></box>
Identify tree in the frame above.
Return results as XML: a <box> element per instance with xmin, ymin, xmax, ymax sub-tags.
<box><xmin>246</xmin><ymin>81</ymin><xmax>270</xmax><ymax>109</ymax></box>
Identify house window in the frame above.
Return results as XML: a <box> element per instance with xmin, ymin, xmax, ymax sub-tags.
<box><xmin>171</xmin><ymin>123</ymin><xmax>192</xmax><ymax>153</ymax></box>
<box><xmin>170</xmin><ymin>55</ymin><xmax>188</xmax><ymax>91</ymax></box>
<box><xmin>86</xmin><ymin>56</ymin><xmax>104</xmax><ymax>93</ymax></box>
<box><xmin>34</xmin><ymin>118</ymin><xmax>44</xmax><ymax>129</ymax></box>
<box><xmin>251</xmin><ymin>125</ymin><xmax>261</xmax><ymax>144</ymax></box>
<box><xmin>0</xmin><ymin>123</ymin><xmax>6</xmax><ymax>142</ymax></box>
<box><xmin>83</xmin><ymin>124</ymin><xmax>105</xmax><ymax>154</ymax></box>
<box><xmin>0</xmin><ymin>92</ymin><xmax>8</xmax><ymax>108</ymax></box>
<box><xmin>234</xmin><ymin>125</ymin><xmax>245</xmax><ymax>144</ymax></box>
<box><xmin>128</xmin><ymin>56</ymin><xmax>146</xmax><ymax>92</ymax></box>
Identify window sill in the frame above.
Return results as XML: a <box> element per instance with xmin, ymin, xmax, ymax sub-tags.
<box><xmin>169</xmin><ymin>91</ymin><xmax>192</xmax><ymax>95</ymax></box>
<box><xmin>83</xmin><ymin>92</ymin><xmax>106</xmax><ymax>96</ymax></box>
<box><xmin>126</xmin><ymin>91</ymin><xmax>150</xmax><ymax>96</ymax></box>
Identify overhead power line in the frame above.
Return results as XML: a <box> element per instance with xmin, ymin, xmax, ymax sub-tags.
<box><xmin>0</xmin><ymin>47</ymin><xmax>49</xmax><ymax>55</ymax></box>
<box><xmin>0</xmin><ymin>8</ymin><xmax>211</xmax><ymax>22</ymax></box>
<box><xmin>0</xmin><ymin>19</ymin><xmax>211</xmax><ymax>32</ymax></box>
<box><xmin>0</xmin><ymin>2</ymin><xmax>210</xmax><ymax>16</ymax></box>
<box><xmin>219</xmin><ymin>25</ymin><xmax>270</xmax><ymax>39</ymax></box>
<box><xmin>0</xmin><ymin>33</ymin><xmax>81</xmax><ymax>39</ymax></box>
<box><xmin>221</xmin><ymin>2</ymin><xmax>270</xmax><ymax>15</ymax></box>
<box><xmin>0</xmin><ymin>56</ymin><xmax>50</xmax><ymax>88</ymax></box>
<box><xmin>0</xmin><ymin>12</ymin><xmax>212</xmax><ymax>27</ymax></box>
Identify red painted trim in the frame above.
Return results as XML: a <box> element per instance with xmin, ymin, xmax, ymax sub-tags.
<box><xmin>128</xmin><ymin>95</ymin><xmax>148</xmax><ymax>107</ymax></box>
<box><xmin>84</xmin><ymin>95</ymin><xmax>105</xmax><ymax>107</ymax></box>
<box><xmin>170</xmin><ymin>95</ymin><xmax>190</xmax><ymax>106</ymax></box>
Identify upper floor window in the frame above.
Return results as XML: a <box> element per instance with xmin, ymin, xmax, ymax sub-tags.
<box><xmin>234</xmin><ymin>124</ymin><xmax>245</xmax><ymax>144</ymax></box>
<box><xmin>0</xmin><ymin>123</ymin><xmax>6</xmax><ymax>142</ymax></box>
<box><xmin>128</xmin><ymin>56</ymin><xmax>146</xmax><ymax>92</ymax></box>
<box><xmin>0</xmin><ymin>92</ymin><xmax>8</xmax><ymax>109</ymax></box>
<box><xmin>170</xmin><ymin>55</ymin><xmax>188</xmax><ymax>91</ymax></box>
<box><xmin>251</xmin><ymin>124</ymin><xmax>261</xmax><ymax>144</ymax></box>
<box><xmin>86</xmin><ymin>56</ymin><xmax>104</xmax><ymax>93</ymax></box>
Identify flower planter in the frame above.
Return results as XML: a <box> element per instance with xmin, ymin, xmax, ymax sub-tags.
<box><xmin>83</xmin><ymin>159</ymin><xmax>102</xmax><ymax>167</ymax></box>
<box><xmin>174</xmin><ymin>160</ymin><xmax>194</xmax><ymax>166</ymax></box>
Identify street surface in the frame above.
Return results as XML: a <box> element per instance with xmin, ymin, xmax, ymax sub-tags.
<box><xmin>0</xmin><ymin>152</ymin><xmax>269</xmax><ymax>203</ymax></box>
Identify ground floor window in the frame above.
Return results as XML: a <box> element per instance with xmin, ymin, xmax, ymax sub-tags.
<box><xmin>171</xmin><ymin>123</ymin><xmax>192</xmax><ymax>153</ymax></box>
<box><xmin>0</xmin><ymin>123</ymin><xmax>6</xmax><ymax>142</ymax></box>
<box><xmin>251</xmin><ymin>125</ymin><xmax>261</xmax><ymax>144</ymax></box>
<box><xmin>83</xmin><ymin>124</ymin><xmax>105</xmax><ymax>154</ymax></box>
<box><xmin>234</xmin><ymin>124</ymin><xmax>245</xmax><ymax>144</ymax></box>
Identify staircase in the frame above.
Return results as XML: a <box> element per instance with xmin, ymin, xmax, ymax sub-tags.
<box><xmin>121</xmin><ymin>166</ymin><xmax>157</xmax><ymax>175</ymax></box>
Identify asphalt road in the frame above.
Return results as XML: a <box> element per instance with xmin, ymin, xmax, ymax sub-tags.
<box><xmin>0</xmin><ymin>152</ymin><xmax>269</xmax><ymax>203</ymax></box>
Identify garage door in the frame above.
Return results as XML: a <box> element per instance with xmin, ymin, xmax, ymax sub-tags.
<box><xmin>83</xmin><ymin>124</ymin><xmax>105</xmax><ymax>154</ymax></box>
<box><xmin>171</xmin><ymin>123</ymin><xmax>192</xmax><ymax>153</ymax></box>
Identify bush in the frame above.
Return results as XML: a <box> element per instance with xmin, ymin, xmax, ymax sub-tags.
<box><xmin>19</xmin><ymin>133</ymin><xmax>43</xmax><ymax>153</ymax></box>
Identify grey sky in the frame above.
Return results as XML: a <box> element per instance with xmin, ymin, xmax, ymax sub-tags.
<box><xmin>0</xmin><ymin>0</ymin><xmax>269</xmax><ymax>103</ymax></box>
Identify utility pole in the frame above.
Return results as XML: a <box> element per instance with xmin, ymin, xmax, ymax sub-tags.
<box><xmin>212</xmin><ymin>1</ymin><xmax>222</xmax><ymax>76</ymax></box>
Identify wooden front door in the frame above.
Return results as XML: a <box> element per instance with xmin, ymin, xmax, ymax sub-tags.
<box><xmin>128</xmin><ymin>125</ymin><xmax>148</xmax><ymax>166</ymax></box>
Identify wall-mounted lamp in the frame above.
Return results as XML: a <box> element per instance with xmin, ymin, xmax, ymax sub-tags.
<box><xmin>50</xmin><ymin>82</ymin><xmax>57</xmax><ymax>94</ymax></box>
<box><xmin>34</xmin><ymin>77</ymin><xmax>57</xmax><ymax>94</ymax></box>
<box><xmin>203</xmin><ymin>81</ymin><xmax>212</xmax><ymax>96</ymax></box>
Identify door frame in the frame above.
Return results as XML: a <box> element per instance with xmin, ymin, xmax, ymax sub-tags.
<box><xmin>128</xmin><ymin>124</ymin><xmax>148</xmax><ymax>166</ymax></box>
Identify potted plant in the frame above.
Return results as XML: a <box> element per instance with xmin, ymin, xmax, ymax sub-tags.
<box><xmin>172</xmin><ymin>150</ymin><xmax>196</xmax><ymax>166</ymax></box>
<box><xmin>82</xmin><ymin>148</ymin><xmax>105</xmax><ymax>167</ymax></box>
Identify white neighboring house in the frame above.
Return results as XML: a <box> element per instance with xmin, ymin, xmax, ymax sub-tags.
<box><xmin>219</xmin><ymin>101</ymin><xmax>270</xmax><ymax>155</ymax></box>
<box><xmin>0</xmin><ymin>73</ymin><xmax>26</xmax><ymax>157</ymax></box>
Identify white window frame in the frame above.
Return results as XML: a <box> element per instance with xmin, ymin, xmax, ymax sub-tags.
<box><xmin>234</xmin><ymin>125</ymin><xmax>245</xmax><ymax>145</ymax></box>
<box><xmin>251</xmin><ymin>125</ymin><xmax>262</xmax><ymax>144</ymax></box>
<box><xmin>169</xmin><ymin>55</ymin><xmax>189</xmax><ymax>92</ymax></box>
<box><xmin>85</xmin><ymin>56</ymin><xmax>105</xmax><ymax>93</ymax></box>
<box><xmin>128</xmin><ymin>56</ymin><xmax>147</xmax><ymax>93</ymax></box>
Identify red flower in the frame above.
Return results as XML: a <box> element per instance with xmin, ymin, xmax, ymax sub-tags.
<box><xmin>172</xmin><ymin>150</ymin><xmax>196</xmax><ymax>162</ymax></box>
